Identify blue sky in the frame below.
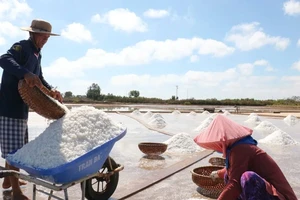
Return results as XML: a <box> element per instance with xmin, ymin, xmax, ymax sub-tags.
<box><xmin>1</xmin><ymin>0</ymin><xmax>300</xmax><ymax>100</ymax></box>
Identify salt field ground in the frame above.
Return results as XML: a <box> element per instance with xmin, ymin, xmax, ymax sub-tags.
<box><xmin>0</xmin><ymin>107</ymin><xmax>299</xmax><ymax>200</ymax></box>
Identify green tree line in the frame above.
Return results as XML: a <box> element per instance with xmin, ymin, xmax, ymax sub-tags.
<box><xmin>62</xmin><ymin>83</ymin><xmax>300</xmax><ymax>106</ymax></box>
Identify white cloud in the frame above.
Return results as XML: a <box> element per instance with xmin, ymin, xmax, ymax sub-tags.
<box><xmin>0</xmin><ymin>21</ymin><xmax>28</xmax><ymax>46</ymax></box>
<box><xmin>91</xmin><ymin>8</ymin><xmax>147</xmax><ymax>33</ymax></box>
<box><xmin>61</xmin><ymin>23</ymin><xmax>93</xmax><ymax>43</ymax></box>
<box><xmin>0</xmin><ymin>0</ymin><xmax>32</xmax><ymax>20</ymax></box>
<box><xmin>237</xmin><ymin>60</ymin><xmax>273</xmax><ymax>76</ymax></box>
<box><xmin>143</xmin><ymin>9</ymin><xmax>169</xmax><ymax>18</ymax></box>
<box><xmin>297</xmin><ymin>39</ymin><xmax>300</xmax><ymax>47</ymax></box>
<box><xmin>44</xmin><ymin>37</ymin><xmax>235</xmax><ymax>78</ymax></box>
<box><xmin>190</xmin><ymin>55</ymin><xmax>199</xmax><ymax>63</ymax></box>
<box><xmin>291</xmin><ymin>60</ymin><xmax>300</xmax><ymax>70</ymax></box>
<box><xmin>238</xmin><ymin>63</ymin><xmax>254</xmax><ymax>76</ymax></box>
<box><xmin>283</xmin><ymin>0</ymin><xmax>300</xmax><ymax>16</ymax></box>
<box><xmin>225</xmin><ymin>22</ymin><xmax>290</xmax><ymax>51</ymax></box>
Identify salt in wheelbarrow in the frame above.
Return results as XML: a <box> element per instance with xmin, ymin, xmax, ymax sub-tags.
<box><xmin>0</xmin><ymin>129</ymin><xmax>127</xmax><ymax>200</ymax></box>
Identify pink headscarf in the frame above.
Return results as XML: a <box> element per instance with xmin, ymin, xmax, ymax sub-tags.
<box><xmin>194</xmin><ymin>114</ymin><xmax>253</xmax><ymax>157</ymax></box>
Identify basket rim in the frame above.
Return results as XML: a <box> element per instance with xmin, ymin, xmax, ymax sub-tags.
<box><xmin>190</xmin><ymin>165</ymin><xmax>225</xmax><ymax>176</ymax></box>
<box><xmin>138</xmin><ymin>142</ymin><xmax>168</xmax><ymax>147</ymax></box>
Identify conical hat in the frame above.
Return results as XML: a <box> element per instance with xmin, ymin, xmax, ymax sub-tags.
<box><xmin>194</xmin><ymin>114</ymin><xmax>252</xmax><ymax>157</ymax></box>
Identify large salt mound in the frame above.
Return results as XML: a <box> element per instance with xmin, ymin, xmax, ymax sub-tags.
<box><xmin>244</xmin><ymin>115</ymin><xmax>261</xmax><ymax>125</ymax></box>
<box><xmin>131</xmin><ymin>110</ymin><xmax>142</xmax><ymax>116</ymax></box>
<box><xmin>248</xmin><ymin>113</ymin><xmax>258</xmax><ymax>118</ymax></box>
<box><xmin>8</xmin><ymin>106</ymin><xmax>125</xmax><ymax>169</ymax></box>
<box><xmin>259</xmin><ymin>130</ymin><xmax>298</xmax><ymax>145</ymax></box>
<box><xmin>148</xmin><ymin>115</ymin><xmax>167</xmax><ymax>129</ymax></box>
<box><xmin>201</xmin><ymin>110</ymin><xmax>210</xmax><ymax>115</ymax></box>
<box><xmin>172</xmin><ymin>110</ymin><xmax>181</xmax><ymax>115</ymax></box>
<box><xmin>194</xmin><ymin>117</ymin><xmax>214</xmax><ymax>132</ymax></box>
<box><xmin>143</xmin><ymin>111</ymin><xmax>153</xmax><ymax>119</ymax></box>
<box><xmin>187</xmin><ymin>111</ymin><xmax>197</xmax><ymax>116</ymax></box>
<box><xmin>164</xmin><ymin>133</ymin><xmax>203</xmax><ymax>153</ymax></box>
<box><xmin>223</xmin><ymin>111</ymin><xmax>231</xmax><ymax>116</ymax></box>
<box><xmin>254</xmin><ymin>121</ymin><xmax>279</xmax><ymax>135</ymax></box>
<box><xmin>283</xmin><ymin>114</ymin><xmax>299</xmax><ymax>126</ymax></box>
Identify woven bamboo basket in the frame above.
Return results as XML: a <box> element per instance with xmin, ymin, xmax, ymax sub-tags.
<box><xmin>191</xmin><ymin>166</ymin><xmax>225</xmax><ymax>198</ymax></box>
<box><xmin>138</xmin><ymin>142</ymin><xmax>168</xmax><ymax>156</ymax></box>
<box><xmin>18</xmin><ymin>80</ymin><xmax>67</xmax><ymax>120</ymax></box>
<box><xmin>209</xmin><ymin>157</ymin><xmax>226</xmax><ymax>166</ymax></box>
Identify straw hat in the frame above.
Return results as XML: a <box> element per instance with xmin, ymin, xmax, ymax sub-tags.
<box><xmin>21</xmin><ymin>19</ymin><xmax>60</xmax><ymax>36</ymax></box>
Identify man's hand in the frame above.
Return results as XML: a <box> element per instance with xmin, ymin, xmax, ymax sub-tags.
<box><xmin>24</xmin><ymin>72</ymin><xmax>42</xmax><ymax>88</ymax></box>
<box><xmin>210</xmin><ymin>171</ymin><xmax>219</xmax><ymax>181</ymax></box>
<box><xmin>50</xmin><ymin>89</ymin><xmax>63</xmax><ymax>103</ymax></box>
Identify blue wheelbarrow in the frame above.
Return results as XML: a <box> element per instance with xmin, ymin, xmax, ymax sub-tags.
<box><xmin>0</xmin><ymin>129</ymin><xmax>127</xmax><ymax>200</ymax></box>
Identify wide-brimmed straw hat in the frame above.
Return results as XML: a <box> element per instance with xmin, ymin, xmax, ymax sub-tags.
<box><xmin>21</xmin><ymin>19</ymin><xmax>60</xmax><ymax>36</ymax></box>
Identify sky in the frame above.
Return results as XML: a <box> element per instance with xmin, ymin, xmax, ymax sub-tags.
<box><xmin>1</xmin><ymin>0</ymin><xmax>300</xmax><ymax>100</ymax></box>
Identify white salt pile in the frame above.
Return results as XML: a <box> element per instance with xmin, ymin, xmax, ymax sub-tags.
<box><xmin>194</xmin><ymin>116</ymin><xmax>214</xmax><ymax>132</ymax></box>
<box><xmin>283</xmin><ymin>114</ymin><xmax>299</xmax><ymax>126</ymax></box>
<box><xmin>254</xmin><ymin>121</ymin><xmax>279</xmax><ymax>135</ymax></box>
<box><xmin>187</xmin><ymin>111</ymin><xmax>197</xmax><ymax>116</ymax></box>
<box><xmin>164</xmin><ymin>132</ymin><xmax>203</xmax><ymax>153</ymax></box>
<box><xmin>248</xmin><ymin>113</ymin><xmax>258</xmax><ymax>118</ymax></box>
<box><xmin>8</xmin><ymin>106</ymin><xmax>126</xmax><ymax>169</ymax></box>
<box><xmin>245</xmin><ymin>115</ymin><xmax>261</xmax><ymax>125</ymax></box>
<box><xmin>201</xmin><ymin>110</ymin><xmax>210</xmax><ymax>115</ymax></box>
<box><xmin>148</xmin><ymin>117</ymin><xmax>167</xmax><ymax>129</ymax></box>
<box><xmin>172</xmin><ymin>110</ymin><xmax>181</xmax><ymax>115</ymax></box>
<box><xmin>131</xmin><ymin>109</ymin><xmax>142</xmax><ymax>116</ymax></box>
<box><xmin>223</xmin><ymin>110</ymin><xmax>231</xmax><ymax>116</ymax></box>
<box><xmin>259</xmin><ymin>130</ymin><xmax>298</xmax><ymax>145</ymax></box>
<box><xmin>143</xmin><ymin>111</ymin><xmax>153</xmax><ymax>119</ymax></box>
<box><xmin>147</xmin><ymin>113</ymin><xmax>167</xmax><ymax>129</ymax></box>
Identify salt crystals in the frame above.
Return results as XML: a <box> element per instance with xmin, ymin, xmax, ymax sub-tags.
<box><xmin>283</xmin><ymin>114</ymin><xmax>299</xmax><ymax>126</ymax></box>
<box><xmin>193</xmin><ymin>116</ymin><xmax>214</xmax><ymax>132</ymax></box>
<box><xmin>255</xmin><ymin>121</ymin><xmax>279</xmax><ymax>135</ymax></box>
<box><xmin>148</xmin><ymin>114</ymin><xmax>167</xmax><ymax>129</ymax></box>
<box><xmin>259</xmin><ymin>130</ymin><xmax>298</xmax><ymax>145</ymax></box>
<box><xmin>8</xmin><ymin>106</ymin><xmax>125</xmax><ymax>169</ymax></box>
<box><xmin>172</xmin><ymin>110</ymin><xmax>181</xmax><ymax>115</ymax></box>
<box><xmin>245</xmin><ymin>115</ymin><xmax>261</xmax><ymax>125</ymax></box>
<box><xmin>164</xmin><ymin>133</ymin><xmax>203</xmax><ymax>153</ymax></box>
<box><xmin>187</xmin><ymin>111</ymin><xmax>197</xmax><ymax>116</ymax></box>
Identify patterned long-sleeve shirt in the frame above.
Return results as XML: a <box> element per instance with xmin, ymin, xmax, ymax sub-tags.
<box><xmin>0</xmin><ymin>39</ymin><xmax>52</xmax><ymax>119</ymax></box>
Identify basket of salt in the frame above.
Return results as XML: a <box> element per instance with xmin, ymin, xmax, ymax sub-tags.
<box><xmin>18</xmin><ymin>79</ymin><xmax>68</xmax><ymax>120</ymax></box>
<box><xmin>208</xmin><ymin>157</ymin><xmax>226</xmax><ymax>166</ymax></box>
<box><xmin>191</xmin><ymin>166</ymin><xmax>225</xmax><ymax>199</ymax></box>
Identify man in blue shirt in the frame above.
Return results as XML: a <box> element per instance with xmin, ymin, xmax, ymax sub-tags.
<box><xmin>0</xmin><ymin>19</ymin><xmax>62</xmax><ymax>200</ymax></box>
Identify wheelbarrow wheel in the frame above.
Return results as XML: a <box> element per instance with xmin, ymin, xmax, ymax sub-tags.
<box><xmin>81</xmin><ymin>156</ymin><xmax>119</xmax><ymax>200</ymax></box>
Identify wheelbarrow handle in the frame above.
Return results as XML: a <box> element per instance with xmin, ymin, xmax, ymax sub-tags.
<box><xmin>0</xmin><ymin>170</ymin><xmax>19</xmax><ymax>178</ymax></box>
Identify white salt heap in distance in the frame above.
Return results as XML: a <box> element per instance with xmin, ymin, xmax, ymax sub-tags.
<box><xmin>222</xmin><ymin>110</ymin><xmax>231</xmax><ymax>116</ymax></box>
<box><xmin>187</xmin><ymin>111</ymin><xmax>197</xmax><ymax>116</ymax></box>
<box><xmin>131</xmin><ymin>109</ymin><xmax>142</xmax><ymax>116</ymax></box>
<box><xmin>283</xmin><ymin>114</ymin><xmax>299</xmax><ymax>126</ymax></box>
<box><xmin>164</xmin><ymin>132</ymin><xmax>203</xmax><ymax>153</ymax></box>
<box><xmin>248</xmin><ymin>113</ymin><xmax>258</xmax><ymax>118</ymax></box>
<box><xmin>254</xmin><ymin>121</ymin><xmax>279</xmax><ymax>135</ymax></box>
<box><xmin>245</xmin><ymin>115</ymin><xmax>261</xmax><ymax>125</ymax></box>
<box><xmin>8</xmin><ymin>106</ymin><xmax>126</xmax><ymax>169</ymax></box>
<box><xmin>143</xmin><ymin>111</ymin><xmax>153</xmax><ymax>119</ymax></box>
<box><xmin>194</xmin><ymin>116</ymin><xmax>214</xmax><ymax>132</ymax></box>
<box><xmin>172</xmin><ymin>110</ymin><xmax>181</xmax><ymax>115</ymax></box>
<box><xmin>259</xmin><ymin>130</ymin><xmax>298</xmax><ymax>145</ymax></box>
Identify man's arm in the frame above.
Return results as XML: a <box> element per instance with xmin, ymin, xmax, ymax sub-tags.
<box><xmin>0</xmin><ymin>43</ymin><xmax>29</xmax><ymax>79</ymax></box>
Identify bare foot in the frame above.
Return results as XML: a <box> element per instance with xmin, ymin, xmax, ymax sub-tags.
<box><xmin>2</xmin><ymin>177</ymin><xmax>27</xmax><ymax>189</ymax></box>
<box><xmin>12</xmin><ymin>193</ymin><xmax>30</xmax><ymax>200</ymax></box>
